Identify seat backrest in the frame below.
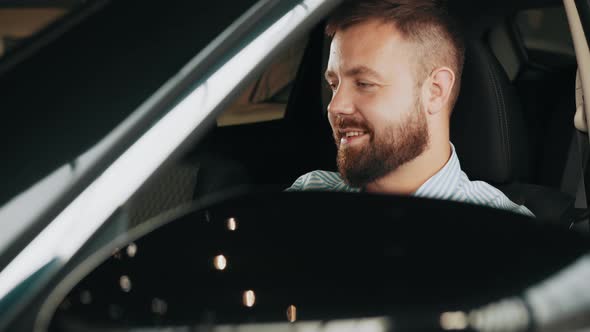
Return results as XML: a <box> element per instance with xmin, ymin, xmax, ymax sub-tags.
<box><xmin>452</xmin><ymin>39</ymin><xmax>574</xmax><ymax>222</ymax></box>
<box><xmin>451</xmin><ymin>40</ymin><xmax>531</xmax><ymax>184</ymax></box>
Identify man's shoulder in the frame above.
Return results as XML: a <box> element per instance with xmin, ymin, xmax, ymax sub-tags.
<box><xmin>285</xmin><ymin>170</ymin><xmax>359</xmax><ymax>192</ymax></box>
<box><xmin>456</xmin><ymin>178</ymin><xmax>535</xmax><ymax>217</ymax></box>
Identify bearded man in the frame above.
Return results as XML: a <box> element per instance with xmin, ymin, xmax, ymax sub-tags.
<box><xmin>287</xmin><ymin>0</ymin><xmax>533</xmax><ymax>217</ymax></box>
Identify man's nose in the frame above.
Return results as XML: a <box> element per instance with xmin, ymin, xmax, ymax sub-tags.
<box><xmin>327</xmin><ymin>85</ymin><xmax>355</xmax><ymax>116</ymax></box>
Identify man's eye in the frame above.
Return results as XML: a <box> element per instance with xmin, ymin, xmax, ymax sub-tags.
<box><xmin>356</xmin><ymin>81</ymin><xmax>374</xmax><ymax>88</ymax></box>
<box><xmin>327</xmin><ymin>82</ymin><xmax>338</xmax><ymax>90</ymax></box>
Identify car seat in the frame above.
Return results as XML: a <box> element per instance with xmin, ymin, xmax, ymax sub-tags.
<box><xmin>451</xmin><ymin>40</ymin><xmax>575</xmax><ymax>222</ymax></box>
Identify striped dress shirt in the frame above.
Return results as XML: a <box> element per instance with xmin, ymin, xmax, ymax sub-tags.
<box><xmin>286</xmin><ymin>143</ymin><xmax>534</xmax><ymax>217</ymax></box>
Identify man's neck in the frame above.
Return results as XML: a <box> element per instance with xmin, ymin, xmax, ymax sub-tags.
<box><xmin>364</xmin><ymin>141</ymin><xmax>452</xmax><ymax>195</ymax></box>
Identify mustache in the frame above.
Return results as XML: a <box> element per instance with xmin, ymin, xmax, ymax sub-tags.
<box><xmin>332</xmin><ymin>117</ymin><xmax>373</xmax><ymax>148</ymax></box>
<box><xmin>334</xmin><ymin>117</ymin><xmax>372</xmax><ymax>134</ymax></box>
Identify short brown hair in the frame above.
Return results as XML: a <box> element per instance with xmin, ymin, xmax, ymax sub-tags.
<box><xmin>326</xmin><ymin>0</ymin><xmax>465</xmax><ymax>112</ymax></box>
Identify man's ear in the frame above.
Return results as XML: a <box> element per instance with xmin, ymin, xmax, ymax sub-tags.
<box><xmin>424</xmin><ymin>67</ymin><xmax>455</xmax><ymax>115</ymax></box>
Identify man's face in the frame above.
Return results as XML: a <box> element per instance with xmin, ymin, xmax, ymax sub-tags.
<box><xmin>325</xmin><ymin>20</ymin><xmax>430</xmax><ymax>187</ymax></box>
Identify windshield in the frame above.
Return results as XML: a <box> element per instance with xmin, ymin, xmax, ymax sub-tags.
<box><xmin>0</xmin><ymin>0</ymin><xmax>260</xmax><ymax>270</ymax></box>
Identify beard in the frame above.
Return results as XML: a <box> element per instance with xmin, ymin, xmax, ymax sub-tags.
<box><xmin>334</xmin><ymin>99</ymin><xmax>430</xmax><ymax>188</ymax></box>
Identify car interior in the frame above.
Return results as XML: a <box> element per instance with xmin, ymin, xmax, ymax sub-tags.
<box><xmin>124</xmin><ymin>1</ymin><xmax>582</xmax><ymax>228</ymax></box>
<box><xmin>0</xmin><ymin>1</ymin><xmax>581</xmax><ymax>227</ymax></box>
<box><xmin>3</xmin><ymin>0</ymin><xmax>590</xmax><ymax>331</ymax></box>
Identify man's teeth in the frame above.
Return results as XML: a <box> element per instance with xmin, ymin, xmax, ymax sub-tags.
<box><xmin>345</xmin><ymin>131</ymin><xmax>365</xmax><ymax>137</ymax></box>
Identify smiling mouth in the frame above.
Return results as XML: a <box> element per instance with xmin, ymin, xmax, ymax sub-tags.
<box><xmin>340</xmin><ymin>131</ymin><xmax>368</xmax><ymax>146</ymax></box>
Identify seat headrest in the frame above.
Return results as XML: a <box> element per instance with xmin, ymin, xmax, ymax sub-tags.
<box><xmin>450</xmin><ymin>40</ymin><xmax>530</xmax><ymax>184</ymax></box>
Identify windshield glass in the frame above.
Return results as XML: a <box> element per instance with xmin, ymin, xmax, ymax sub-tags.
<box><xmin>0</xmin><ymin>0</ymin><xmax>260</xmax><ymax>268</ymax></box>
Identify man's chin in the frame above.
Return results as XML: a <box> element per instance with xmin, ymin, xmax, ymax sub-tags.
<box><xmin>337</xmin><ymin>156</ymin><xmax>375</xmax><ymax>188</ymax></box>
<box><xmin>339</xmin><ymin>167</ymin><xmax>376</xmax><ymax>188</ymax></box>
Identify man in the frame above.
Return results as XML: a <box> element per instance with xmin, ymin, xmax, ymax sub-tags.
<box><xmin>287</xmin><ymin>0</ymin><xmax>533</xmax><ymax>217</ymax></box>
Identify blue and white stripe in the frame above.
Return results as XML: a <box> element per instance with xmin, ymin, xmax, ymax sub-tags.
<box><xmin>286</xmin><ymin>143</ymin><xmax>534</xmax><ymax>217</ymax></box>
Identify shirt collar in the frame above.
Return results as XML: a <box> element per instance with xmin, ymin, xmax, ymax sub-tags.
<box><xmin>412</xmin><ymin>142</ymin><xmax>462</xmax><ymax>200</ymax></box>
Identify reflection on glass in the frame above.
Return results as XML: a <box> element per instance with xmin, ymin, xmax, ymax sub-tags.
<box><xmin>227</xmin><ymin>217</ymin><xmax>238</xmax><ymax>231</ymax></box>
<box><xmin>468</xmin><ymin>297</ymin><xmax>530</xmax><ymax>332</ymax></box>
<box><xmin>243</xmin><ymin>290</ymin><xmax>256</xmax><ymax>307</ymax></box>
<box><xmin>151</xmin><ymin>298</ymin><xmax>168</xmax><ymax>315</ymax></box>
<box><xmin>126</xmin><ymin>243</ymin><xmax>137</xmax><ymax>258</ymax></box>
<box><xmin>119</xmin><ymin>275</ymin><xmax>132</xmax><ymax>292</ymax></box>
<box><xmin>440</xmin><ymin>311</ymin><xmax>467</xmax><ymax>330</ymax></box>
<box><xmin>214</xmin><ymin>255</ymin><xmax>227</xmax><ymax>270</ymax></box>
<box><xmin>287</xmin><ymin>305</ymin><xmax>297</xmax><ymax>322</ymax></box>
<box><xmin>79</xmin><ymin>290</ymin><xmax>92</xmax><ymax>304</ymax></box>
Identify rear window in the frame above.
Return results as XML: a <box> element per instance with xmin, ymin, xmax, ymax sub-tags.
<box><xmin>216</xmin><ymin>36</ymin><xmax>307</xmax><ymax>126</ymax></box>
<box><xmin>515</xmin><ymin>7</ymin><xmax>575</xmax><ymax>66</ymax></box>
<box><xmin>0</xmin><ymin>6</ymin><xmax>71</xmax><ymax>59</ymax></box>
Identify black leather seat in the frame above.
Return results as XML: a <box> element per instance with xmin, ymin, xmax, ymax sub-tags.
<box><xmin>451</xmin><ymin>40</ymin><xmax>574</xmax><ymax>222</ymax></box>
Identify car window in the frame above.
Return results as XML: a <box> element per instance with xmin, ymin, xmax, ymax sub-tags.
<box><xmin>488</xmin><ymin>6</ymin><xmax>575</xmax><ymax>82</ymax></box>
<box><xmin>515</xmin><ymin>6</ymin><xmax>575</xmax><ymax>67</ymax></box>
<box><xmin>0</xmin><ymin>0</ymin><xmax>261</xmax><ymax>260</ymax></box>
<box><xmin>0</xmin><ymin>0</ymin><xmax>261</xmax><ymax>208</ymax></box>
<box><xmin>0</xmin><ymin>2</ymin><xmax>263</xmax><ymax>320</ymax></box>
<box><xmin>216</xmin><ymin>36</ymin><xmax>307</xmax><ymax>126</ymax></box>
<box><xmin>0</xmin><ymin>1</ymin><xmax>333</xmax><ymax>329</ymax></box>
<box><xmin>125</xmin><ymin>32</ymin><xmax>313</xmax><ymax>228</ymax></box>
<box><xmin>0</xmin><ymin>5</ymin><xmax>69</xmax><ymax>59</ymax></box>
